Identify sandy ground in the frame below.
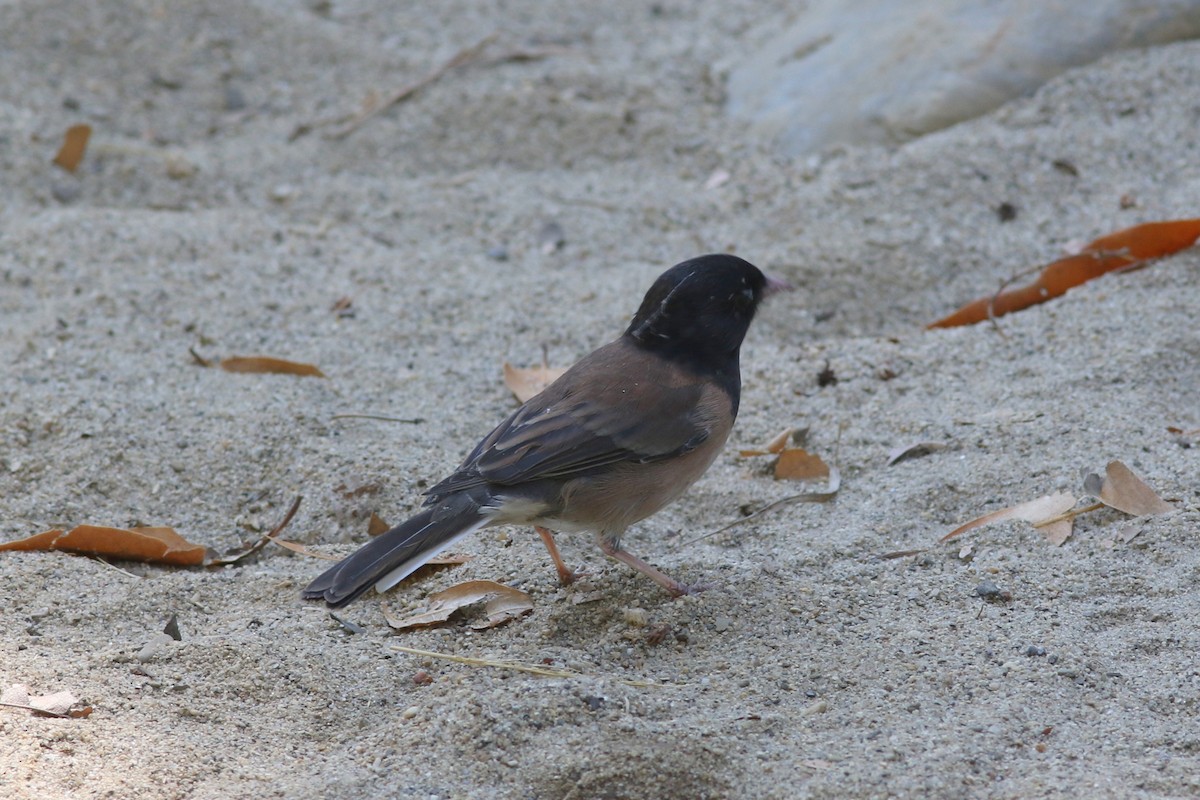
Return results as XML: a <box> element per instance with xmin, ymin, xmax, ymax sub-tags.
<box><xmin>2</xmin><ymin>2</ymin><xmax>1199</xmax><ymax>798</ymax></box>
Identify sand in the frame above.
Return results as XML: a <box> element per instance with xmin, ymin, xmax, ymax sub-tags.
<box><xmin>2</xmin><ymin>2</ymin><xmax>1198</xmax><ymax>798</ymax></box>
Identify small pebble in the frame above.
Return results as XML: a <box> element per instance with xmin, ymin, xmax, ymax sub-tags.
<box><xmin>486</xmin><ymin>246</ymin><xmax>509</xmax><ymax>261</ymax></box>
<box><xmin>537</xmin><ymin>220</ymin><xmax>565</xmax><ymax>254</ymax></box>
<box><xmin>52</xmin><ymin>181</ymin><xmax>81</xmax><ymax>204</ymax></box>
<box><xmin>622</xmin><ymin>607</ymin><xmax>648</xmax><ymax>627</ymax></box>
<box><xmin>401</xmin><ymin>706</ymin><xmax>420</xmax><ymax>720</ymax></box>
<box><xmin>1025</xmin><ymin>645</ymin><xmax>1046</xmax><ymax>657</ymax></box>
<box><xmin>975</xmin><ymin>579</ymin><xmax>1001</xmax><ymax>598</ymax></box>
<box><xmin>223</xmin><ymin>86</ymin><xmax>247</xmax><ymax>112</ymax></box>
<box><xmin>802</xmin><ymin>699</ymin><xmax>828</xmax><ymax>716</ymax></box>
<box><xmin>269</xmin><ymin>184</ymin><xmax>296</xmax><ymax>203</ymax></box>
<box><xmin>975</xmin><ymin>580</ymin><xmax>1010</xmax><ymax>603</ymax></box>
<box><xmin>137</xmin><ymin>632</ymin><xmax>175</xmax><ymax>663</ymax></box>
<box><xmin>713</xmin><ymin>616</ymin><xmax>733</xmax><ymax>632</ymax></box>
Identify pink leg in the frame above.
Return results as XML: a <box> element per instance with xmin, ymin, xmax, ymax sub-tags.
<box><xmin>535</xmin><ymin>526</ymin><xmax>583</xmax><ymax>586</ymax></box>
<box><xmin>597</xmin><ymin>535</ymin><xmax>694</xmax><ymax>598</ymax></box>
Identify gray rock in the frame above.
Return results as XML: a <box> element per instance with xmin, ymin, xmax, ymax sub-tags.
<box><xmin>726</xmin><ymin>0</ymin><xmax>1200</xmax><ymax>155</ymax></box>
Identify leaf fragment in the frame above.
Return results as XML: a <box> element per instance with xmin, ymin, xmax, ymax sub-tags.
<box><xmin>773</xmin><ymin>448</ymin><xmax>830</xmax><ymax>481</ymax></box>
<box><xmin>1087</xmin><ymin>460</ymin><xmax>1173</xmax><ymax>517</ymax></box>
<box><xmin>886</xmin><ymin>441</ymin><xmax>947</xmax><ymax>466</ymax></box>
<box><xmin>929</xmin><ymin>218</ymin><xmax>1200</xmax><ymax>327</ymax></box>
<box><xmin>940</xmin><ymin>492</ymin><xmax>1077</xmax><ymax>544</ymax></box>
<box><xmin>53</xmin><ymin>124</ymin><xmax>92</xmax><ymax>172</ymax></box>
<box><xmin>738</xmin><ymin>427</ymin><xmax>796</xmax><ymax>457</ymax></box>
<box><xmin>0</xmin><ymin>525</ymin><xmax>211</xmax><ymax>565</ymax></box>
<box><xmin>1</xmin><ymin>684</ymin><xmax>82</xmax><ymax>718</ymax></box>
<box><xmin>382</xmin><ymin>580</ymin><xmax>532</xmax><ymax>630</ymax></box>
<box><xmin>502</xmin><ymin>361</ymin><xmax>566</xmax><ymax>403</ymax></box>
<box><xmin>218</xmin><ymin>355</ymin><xmax>325</xmax><ymax>377</ymax></box>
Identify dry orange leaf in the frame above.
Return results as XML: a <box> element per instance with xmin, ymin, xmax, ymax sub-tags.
<box><xmin>774</xmin><ymin>448</ymin><xmax>831</xmax><ymax>481</ymax></box>
<box><xmin>383</xmin><ymin>580</ymin><xmax>532</xmax><ymax>630</ymax></box>
<box><xmin>53</xmin><ymin>124</ymin><xmax>92</xmax><ymax>172</ymax></box>
<box><xmin>502</xmin><ymin>361</ymin><xmax>567</xmax><ymax>403</ymax></box>
<box><xmin>930</xmin><ymin>218</ymin><xmax>1200</xmax><ymax>328</ymax></box>
<box><xmin>1084</xmin><ymin>460</ymin><xmax>1173</xmax><ymax>517</ymax></box>
<box><xmin>219</xmin><ymin>356</ymin><xmax>325</xmax><ymax>377</ymax></box>
<box><xmin>940</xmin><ymin>492</ymin><xmax>1078</xmax><ymax>545</ymax></box>
<box><xmin>737</xmin><ymin>427</ymin><xmax>828</xmax><ymax>481</ymax></box>
<box><xmin>0</xmin><ymin>524</ymin><xmax>211</xmax><ymax>566</ymax></box>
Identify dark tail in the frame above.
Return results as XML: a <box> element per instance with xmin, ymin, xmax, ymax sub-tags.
<box><xmin>303</xmin><ymin>494</ymin><xmax>490</xmax><ymax>608</ymax></box>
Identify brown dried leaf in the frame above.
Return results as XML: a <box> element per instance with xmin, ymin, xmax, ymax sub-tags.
<box><xmin>367</xmin><ymin>513</ymin><xmax>390</xmax><ymax>536</ymax></box>
<box><xmin>1090</xmin><ymin>460</ymin><xmax>1173</xmax><ymax>516</ymax></box>
<box><xmin>774</xmin><ymin>448</ymin><xmax>830</xmax><ymax>481</ymax></box>
<box><xmin>503</xmin><ymin>362</ymin><xmax>566</xmax><ymax>403</ymax></box>
<box><xmin>1034</xmin><ymin>518</ymin><xmax>1074</xmax><ymax>546</ymax></box>
<box><xmin>940</xmin><ymin>492</ymin><xmax>1077</xmax><ymax>544</ymax></box>
<box><xmin>0</xmin><ymin>525</ymin><xmax>210</xmax><ymax>565</ymax></box>
<box><xmin>382</xmin><ymin>580</ymin><xmax>532</xmax><ymax>630</ymax></box>
<box><xmin>53</xmin><ymin>124</ymin><xmax>92</xmax><ymax>172</ymax></box>
<box><xmin>219</xmin><ymin>356</ymin><xmax>325</xmax><ymax>377</ymax></box>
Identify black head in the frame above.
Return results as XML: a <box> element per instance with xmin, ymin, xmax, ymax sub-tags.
<box><xmin>625</xmin><ymin>254</ymin><xmax>781</xmax><ymax>364</ymax></box>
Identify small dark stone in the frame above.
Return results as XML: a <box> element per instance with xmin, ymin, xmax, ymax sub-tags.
<box><xmin>1051</xmin><ymin>158</ymin><xmax>1079</xmax><ymax>177</ymax></box>
<box><xmin>1025</xmin><ymin>645</ymin><xmax>1046</xmax><ymax>657</ymax></box>
<box><xmin>995</xmin><ymin>202</ymin><xmax>1018</xmax><ymax>222</ymax></box>
<box><xmin>975</xmin><ymin>579</ymin><xmax>1002</xmax><ymax>599</ymax></box>
<box><xmin>486</xmin><ymin>246</ymin><xmax>509</xmax><ymax>262</ymax></box>
<box><xmin>817</xmin><ymin>360</ymin><xmax>837</xmax><ymax>387</ymax></box>
<box><xmin>1047</xmin><ymin>654</ymin><xmax>1059</xmax><ymax>664</ymax></box>
<box><xmin>582</xmin><ymin>695</ymin><xmax>605</xmax><ymax>711</ymax></box>
<box><xmin>223</xmin><ymin>86</ymin><xmax>247</xmax><ymax>112</ymax></box>
<box><xmin>51</xmin><ymin>181</ymin><xmax>81</xmax><ymax>204</ymax></box>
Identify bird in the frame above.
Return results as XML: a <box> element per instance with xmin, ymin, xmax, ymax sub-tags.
<box><xmin>304</xmin><ymin>254</ymin><xmax>788</xmax><ymax>607</ymax></box>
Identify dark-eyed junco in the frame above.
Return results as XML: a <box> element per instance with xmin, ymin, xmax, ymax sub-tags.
<box><xmin>304</xmin><ymin>254</ymin><xmax>786</xmax><ymax>607</ymax></box>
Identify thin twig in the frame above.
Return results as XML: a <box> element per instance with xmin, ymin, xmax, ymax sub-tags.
<box><xmin>91</xmin><ymin>556</ymin><xmax>141</xmax><ymax>579</ymax></box>
<box><xmin>208</xmin><ymin>496</ymin><xmax>303</xmax><ymax>566</ymax></box>
<box><xmin>1031</xmin><ymin>501</ymin><xmax>1104</xmax><ymax>528</ymax></box>
<box><xmin>331</xmin><ymin>413</ymin><xmax>424</xmax><ymax>424</ymax></box>
<box><xmin>684</xmin><ymin>467</ymin><xmax>841</xmax><ymax>545</ymax></box>
<box><xmin>326</xmin><ymin>34</ymin><xmax>498</xmax><ymax>139</ymax></box>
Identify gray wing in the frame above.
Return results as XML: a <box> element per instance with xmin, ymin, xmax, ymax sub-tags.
<box><xmin>424</xmin><ymin>341</ymin><xmax>725</xmax><ymax>498</ymax></box>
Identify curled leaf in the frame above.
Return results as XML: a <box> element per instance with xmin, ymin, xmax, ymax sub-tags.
<box><xmin>886</xmin><ymin>441</ymin><xmax>947</xmax><ymax>466</ymax></box>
